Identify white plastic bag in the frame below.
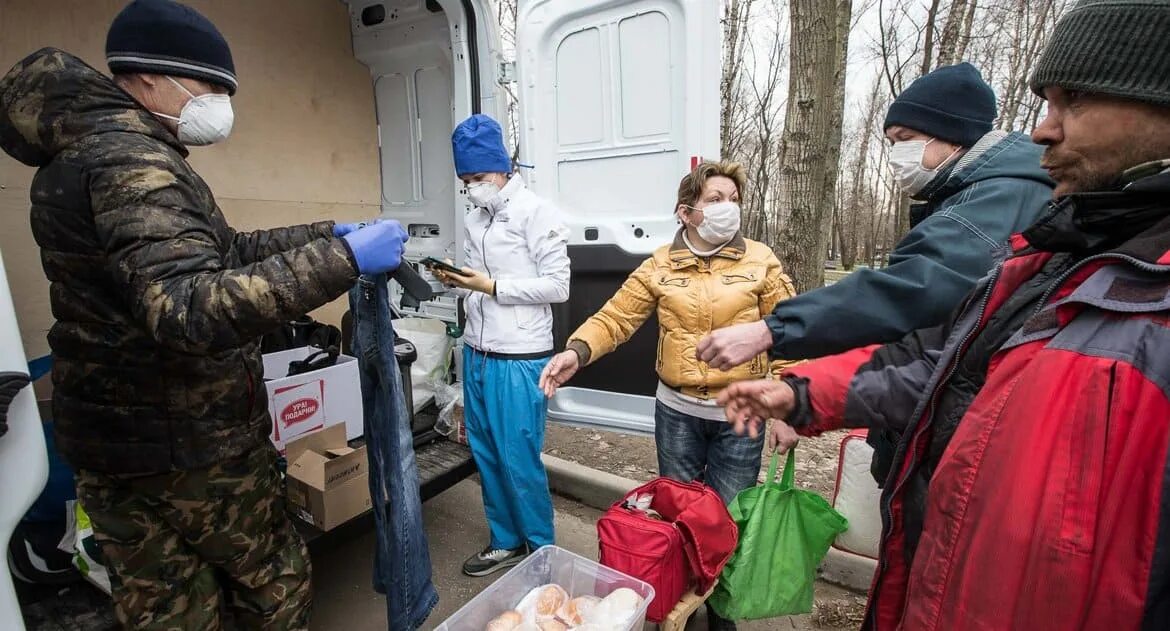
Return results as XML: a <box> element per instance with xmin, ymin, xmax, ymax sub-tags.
<box><xmin>432</xmin><ymin>378</ymin><xmax>464</xmax><ymax>442</ymax></box>
<box><xmin>393</xmin><ymin>317</ymin><xmax>453</xmax><ymax>413</ymax></box>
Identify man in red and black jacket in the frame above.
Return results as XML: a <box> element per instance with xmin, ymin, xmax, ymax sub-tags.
<box><xmin>721</xmin><ymin>1</ymin><xmax>1170</xmax><ymax>629</ymax></box>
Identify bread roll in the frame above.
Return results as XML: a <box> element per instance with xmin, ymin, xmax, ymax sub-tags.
<box><xmin>485</xmin><ymin>610</ymin><xmax>523</xmax><ymax>631</ymax></box>
<box><xmin>556</xmin><ymin>595</ymin><xmax>601</xmax><ymax>626</ymax></box>
<box><xmin>516</xmin><ymin>584</ymin><xmax>568</xmax><ymax>618</ymax></box>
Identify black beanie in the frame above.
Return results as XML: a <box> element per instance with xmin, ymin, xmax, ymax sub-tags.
<box><xmin>1030</xmin><ymin>0</ymin><xmax>1170</xmax><ymax>107</ymax></box>
<box><xmin>883</xmin><ymin>62</ymin><xmax>996</xmax><ymax>147</ymax></box>
<box><xmin>106</xmin><ymin>0</ymin><xmax>237</xmax><ymax>95</ymax></box>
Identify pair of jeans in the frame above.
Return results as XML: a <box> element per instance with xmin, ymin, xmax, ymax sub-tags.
<box><xmin>462</xmin><ymin>345</ymin><xmax>555</xmax><ymax>550</ymax></box>
<box><xmin>654</xmin><ymin>400</ymin><xmax>765</xmax><ymax>505</ymax></box>
<box><xmin>350</xmin><ymin>275</ymin><xmax>439</xmax><ymax>630</ymax></box>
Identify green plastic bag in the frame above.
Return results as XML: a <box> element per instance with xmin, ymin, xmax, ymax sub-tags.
<box><xmin>709</xmin><ymin>450</ymin><xmax>849</xmax><ymax>620</ymax></box>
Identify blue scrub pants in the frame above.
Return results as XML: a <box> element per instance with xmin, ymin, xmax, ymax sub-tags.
<box><xmin>462</xmin><ymin>345</ymin><xmax>554</xmax><ymax>550</ymax></box>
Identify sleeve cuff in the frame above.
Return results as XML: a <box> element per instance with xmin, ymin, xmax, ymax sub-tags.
<box><xmin>765</xmin><ymin>313</ymin><xmax>785</xmax><ymax>358</ymax></box>
<box><xmin>782</xmin><ymin>375</ymin><xmax>813</xmax><ymax>428</ymax></box>
<box><xmin>566</xmin><ymin>339</ymin><xmax>592</xmax><ymax>366</ymax></box>
<box><xmin>320</xmin><ymin>220</ymin><xmax>338</xmax><ymax>239</ymax></box>
<box><xmin>493</xmin><ymin>278</ymin><xmax>510</xmax><ymax>302</ymax></box>
<box><xmin>338</xmin><ymin>236</ymin><xmax>360</xmax><ymax>275</ymax></box>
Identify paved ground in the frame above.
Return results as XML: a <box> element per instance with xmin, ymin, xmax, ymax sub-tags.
<box><xmin>313</xmin><ymin>478</ymin><xmax>863</xmax><ymax>630</ymax></box>
<box><xmin>544</xmin><ymin>424</ymin><xmax>850</xmax><ymax>509</ymax></box>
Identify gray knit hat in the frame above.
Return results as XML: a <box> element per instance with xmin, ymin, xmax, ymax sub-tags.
<box><xmin>1031</xmin><ymin>0</ymin><xmax>1170</xmax><ymax>107</ymax></box>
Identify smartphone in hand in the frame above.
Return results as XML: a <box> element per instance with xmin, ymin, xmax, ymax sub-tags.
<box><xmin>419</xmin><ymin>256</ymin><xmax>472</xmax><ymax>277</ymax></box>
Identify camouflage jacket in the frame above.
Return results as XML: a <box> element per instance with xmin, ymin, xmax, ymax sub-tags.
<box><xmin>0</xmin><ymin>49</ymin><xmax>359</xmax><ymax>474</ymax></box>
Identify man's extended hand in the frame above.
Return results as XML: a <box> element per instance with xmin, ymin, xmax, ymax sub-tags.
<box><xmin>718</xmin><ymin>379</ymin><xmax>796</xmax><ymax>438</ymax></box>
<box><xmin>697</xmin><ymin>320</ymin><xmax>774</xmax><ymax>371</ymax></box>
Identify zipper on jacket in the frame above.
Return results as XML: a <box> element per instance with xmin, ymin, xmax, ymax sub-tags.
<box><xmin>1027</xmin><ymin>252</ymin><xmax>1170</xmax><ymax>320</ymax></box>
<box><xmin>478</xmin><ymin>214</ymin><xmax>494</xmax><ymax>354</ymax></box>
<box><xmin>867</xmin><ymin>251</ymin><xmax>1170</xmax><ymax>627</ymax></box>
<box><xmin>869</xmin><ymin>261</ymin><xmax>1002</xmax><ymax>625</ymax></box>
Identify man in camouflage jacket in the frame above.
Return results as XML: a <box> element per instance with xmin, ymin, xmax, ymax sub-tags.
<box><xmin>0</xmin><ymin>1</ymin><xmax>408</xmax><ymax>628</ymax></box>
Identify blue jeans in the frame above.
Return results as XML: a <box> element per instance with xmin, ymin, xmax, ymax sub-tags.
<box><xmin>462</xmin><ymin>346</ymin><xmax>555</xmax><ymax>550</ymax></box>
<box><xmin>350</xmin><ymin>275</ymin><xmax>439</xmax><ymax>631</ymax></box>
<box><xmin>655</xmin><ymin>401</ymin><xmax>765</xmax><ymax>505</ymax></box>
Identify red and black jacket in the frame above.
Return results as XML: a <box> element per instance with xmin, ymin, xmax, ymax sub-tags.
<box><xmin>785</xmin><ymin>164</ymin><xmax>1170</xmax><ymax>630</ymax></box>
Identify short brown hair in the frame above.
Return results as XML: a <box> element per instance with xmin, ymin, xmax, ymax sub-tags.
<box><xmin>675</xmin><ymin>160</ymin><xmax>746</xmax><ymax>210</ymax></box>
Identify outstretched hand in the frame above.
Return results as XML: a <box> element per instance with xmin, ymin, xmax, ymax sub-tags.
<box><xmin>718</xmin><ymin>379</ymin><xmax>797</xmax><ymax>438</ymax></box>
<box><xmin>539</xmin><ymin>351</ymin><xmax>581</xmax><ymax>398</ymax></box>
<box><xmin>768</xmin><ymin>419</ymin><xmax>800</xmax><ymax>454</ymax></box>
<box><xmin>697</xmin><ymin>320</ymin><xmax>773</xmax><ymax>371</ymax></box>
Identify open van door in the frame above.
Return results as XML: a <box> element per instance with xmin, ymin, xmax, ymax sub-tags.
<box><xmin>0</xmin><ymin>251</ymin><xmax>49</xmax><ymax>630</ymax></box>
<box><xmin>514</xmin><ymin>0</ymin><xmax>721</xmax><ymax>434</ymax></box>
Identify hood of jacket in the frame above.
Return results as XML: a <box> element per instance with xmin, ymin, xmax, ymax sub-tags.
<box><xmin>0</xmin><ymin>47</ymin><xmax>184</xmax><ymax>167</ymax></box>
<box><xmin>911</xmin><ymin>130</ymin><xmax>1054</xmax><ymax>224</ymax></box>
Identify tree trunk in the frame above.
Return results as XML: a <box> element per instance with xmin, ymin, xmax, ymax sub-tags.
<box><xmin>721</xmin><ymin>0</ymin><xmax>742</xmax><ymax>159</ymax></box>
<box><xmin>957</xmin><ymin>0</ymin><xmax>979</xmax><ymax>61</ymax></box>
<box><xmin>843</xmin><ymin>75</ymin><xmax>884</xmax><ymax>270</ymax></box>
<box><xmin>892</xmin><ymin>194</ymin><xmax>911</xmax><ymax>245</ymax></box>
<box><xmin>936</xmin><ymin>0</ymin><xmax>969</xmax><ymax>68</ymax></box>
<box><xmin>776</xmin><ymin>0</ymin><xmax>851</xmax><ymax>293</ymax></box>
<box><xmin>920</xmin><ymin>0</ymin><xmax>943</xmax><ymax>74</ymax></box>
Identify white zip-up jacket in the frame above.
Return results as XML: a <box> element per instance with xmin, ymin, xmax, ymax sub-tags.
<box><xmin>459</xmin><ymin>174</ymin><xmax>570</xmax><ymax>355</ymax></box>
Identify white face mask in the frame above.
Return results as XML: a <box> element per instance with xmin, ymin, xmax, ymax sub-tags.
<box><xmin>690</xmin><ymin>200</ymin><xmax>741</xmax><ymax>244</ymax></box>
<box><xmin>153</xmin><ymin>77</ymin><xmax>234</xmax><ymax>146</ymax></box>
<box><xmin>888</xmin><ymin>139</ymin><xmax>937</xmax><ymax>195</ymax></box>
<box><xmin>889</xmin><ymin>138</ymin><xmax>960</xmax><ymax>196</ymax></box>
<box><xmin>467</xmin><ymin>181</ymin><xmax>501</xmax><ymax>209</ymax></box>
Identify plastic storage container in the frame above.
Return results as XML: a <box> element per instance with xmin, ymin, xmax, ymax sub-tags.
<box><xmin>434</xmin><ymin>545</ymin><xmax>655</xmax><ymax>630</ymax></box>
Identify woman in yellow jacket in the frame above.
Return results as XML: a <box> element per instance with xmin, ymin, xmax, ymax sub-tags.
<box><xmin>539</xmin><ymin>160</ymin><xmax>796</xmax><ymax>508</ymax></box>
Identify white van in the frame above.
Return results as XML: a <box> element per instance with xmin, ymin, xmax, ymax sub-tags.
<box><xmin>339</xmin><ymin>0</ymin><xmax>721</xmax><ymax>434</ymax></box>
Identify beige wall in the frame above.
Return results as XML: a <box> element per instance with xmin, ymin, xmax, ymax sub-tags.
<box><xmin>0</xmin><ymin>0</ymin><xmax>381</xmax><ymax>358</ymax></box>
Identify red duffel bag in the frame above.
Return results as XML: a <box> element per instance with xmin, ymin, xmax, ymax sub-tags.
<box><xmin>597</xmin><ymin>477</ymin><xmax>738</xmax><ymax>622</ymax></box>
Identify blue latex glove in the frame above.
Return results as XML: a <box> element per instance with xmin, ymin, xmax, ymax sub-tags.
<box><xmin>333</xmin><ymin>222</ymin><xmax>364</xmax><ymax>237</ymax></box>
<box><xmin>342</xmin><ymin>220</ymin><xmax>409</xmax><ymax>274</ymax></box>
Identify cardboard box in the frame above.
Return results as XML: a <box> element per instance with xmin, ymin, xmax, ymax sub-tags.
<box><xmin>262</xmin><ymin>347</ymin><xmax>363</xmax><ymax>452</ymax></box>
<box><xmin>284</xmin><ymin>424</ymin><xmax>371</xmax><ymax>531</ymax></box>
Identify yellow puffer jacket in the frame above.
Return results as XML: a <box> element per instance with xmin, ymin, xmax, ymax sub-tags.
<box><xmin>566</xmin><ymin>231</ymin><xmax>796</xmax><ymax>400</ymax></box>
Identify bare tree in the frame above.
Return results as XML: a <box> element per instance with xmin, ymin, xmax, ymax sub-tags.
<box><xmin>740</xmin><ymin>17</ymin><xmax>788</xmax><ymax>246</ymax></box>
<box><xmin>775</xmin><ymin>0</ymin><xmax>852</xmax><ymax>293</ymax></box>
<box><xmin>919</xmin><ymin>0</ymin><xmax>944</xmax><ymax>73</ymax></box>
<box><xmin>840</xmin><ymin>73</ymin><xmax>888</xmax><ymax>269</ymax></box>
<box><xmin>956</xmin><ymin>0</ymin><xmax>980</xmax><ymax>61</ymax></box>
<box><xmin>998</xmin><ymin>0</ymin><xmax>1063</xmax><ymax>130</ymax></box>
<box><xmin>876</xmin><ymin>0</ymin><xmax>927</xmax><ymax>100</ymax></box>
<box><xmin>721</xmin><ymin>0</ymin><xmax>756</xmax><ymax>161</ymax></box>
<box><xmin>935</xmin><ymin>0</ymin><xmax>971</xmax><ymax>67</ymax></box>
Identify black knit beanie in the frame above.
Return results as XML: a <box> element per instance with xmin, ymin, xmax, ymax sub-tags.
<box><xmin>1031</xmin><ymin>0</ymin><xmax>1170</xmax><ymax>107</ymax></box>
<box><xmin>106</xmin><ymin>0</ymin><xmax>237</xmax><ymax>95</ymax></box>
<box><xmin>883</xmin><ymin>62</ymin><xmax>997</xmax><ymax>147</ymax></box>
